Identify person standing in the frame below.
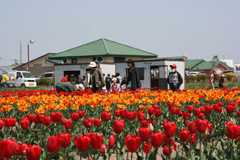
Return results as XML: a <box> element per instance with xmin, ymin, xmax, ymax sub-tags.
<box><xmin>75</xmin><ymin>75</ymin><xmax>83</xmax><ymax>84</ymax></box>
<box><xmin>209</xmin><ymin>70</ymin><xmax>216</xmax><ymax>89</ymax></box>
<box><xmin>167</xmin><ymin>64</ymin><xmax>183</xmax><ymax>92</ymax></box>
<box><xmin>89</xmin><ymin>62</ymin><xmax>105</xmax><ymax>93</ymax></box>
<box><xmin>120</xmin><ymin>76</ymin><xmax>128</xmax><ymax>90</ymax></box>
<box><xmin>2</xmin><ymin>73</ymin><xmax>8</xmax><ymax>88</ymax></box>
<box><xmin>105</xmin><ymin>74</ymin><xmax>112</xmax><ymax>91</ymax></box>
<box><xmin>126</xmin><ymin>59</ymin><xmax>141</xmax><ymax>91</ymax></box>
<box><xmin>111</xmin><ymin>77</ymin><xmax>120</xmax><ymax>92</ymax></box>
<box><xmin>116</xmin><ymin>72</ymin><xmax>122</xmax><ymax>84</ymax></box>
<box><xmin>82</xmin><ymin>76</ymin><xmax>87</xmax><ymax>88</ymax></box>
<box><xmin>61</xmin><ymin>75</ymin><xmax>68</xmax><ymax>82</ymax></box>
<box><xmin>0</xmin><ymin>74</ymin><xmax>2</xmax><ymax>88</ymax></box>
<box><xmin>219</xmin><ymin>74</ymin><xmax>225</xmax><ymax>89</ymax></box>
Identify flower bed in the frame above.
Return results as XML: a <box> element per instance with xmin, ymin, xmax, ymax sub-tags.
<box><xmin>0</xmin><ymin>88</ymin><xmax>239</xmax><ymax>160</ymax></box>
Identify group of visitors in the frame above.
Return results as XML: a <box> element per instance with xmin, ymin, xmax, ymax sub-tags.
<box><xmin>209</xmin><ymin>70</ymin><xmax>225</xmax><ymax>89</ymax></box>
<box><xmin>0</xmin><ymin>73</ymin><xmax>8</xmax><ymax>88</ymax></box>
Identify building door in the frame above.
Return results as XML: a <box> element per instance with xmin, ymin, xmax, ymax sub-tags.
<box><xmin>63</xmin><ymin>71</ymin><xmax>80</xmax><ymax>82</ymax></box>
<box><xmin>150</xmin><ymin>65</ymin><xmax>168</xmax><ymax>90</ymax></box>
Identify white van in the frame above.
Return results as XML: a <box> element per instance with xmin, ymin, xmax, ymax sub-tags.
<box><xmin>36</xmin><ymin>72</ymin><xmax>53</xmax><ymax>80</ymax></box>
<box><xmin>7</xmin><ymin>71</ymin><xmax>37</xmax><ymax>87</ymax></box>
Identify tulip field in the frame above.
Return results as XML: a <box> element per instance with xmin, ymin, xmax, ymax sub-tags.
<box><xmin>0</xmin><ymin>88</ymin><xmax>240</xmax><ymax>160</ymax></box>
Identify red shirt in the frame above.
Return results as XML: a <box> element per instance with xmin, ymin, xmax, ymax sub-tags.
<box><xmin>61</xmin><ymin>77</ymin><xmax>68</xmax><ymax>82</ymax></box>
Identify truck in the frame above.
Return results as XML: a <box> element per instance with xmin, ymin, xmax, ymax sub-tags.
<box><xmin>7</xmin><ymin>71</ymin><xmax>37</xmax><ymax>87</ymax></box>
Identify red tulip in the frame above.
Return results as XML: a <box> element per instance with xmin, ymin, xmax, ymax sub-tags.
<box><xmin>197</xmin><ymin>119</ymin><xmax>208</xmax><ymax>134</ymax></box>
<box><xmin>187</xmin><ymin>105</ymin><xmax>194</xmax><ymax>113</ymax></box>
<box><xmin>137</xmin><ymin>110</ymin><xmax>145</xmax><ymax>121</ymax></box>
<box><xmin>101</xmin><ymin>112</ymin><xmax>111</xmax><ymax>122</ymax></box>
<box><xmin>88</xmin><ymin>133</ymin><xmax>103</xmax><ymax>150</ymax></box>
<box><xmin>183</xmin><ymin>112</ymin><xmax>188</xmax><ymax>120</ymax></box>
<box><xmin>47</xmin><ymin>136</ymin><xmax>63</xmax><ymax>153</ymax></box>
<box><xmin>94</xmin><ymin>119</ymin><xmax>101</xmax><ymax>127</ymax></box>
<box><xmin>168</xmin><ymin>102</ymin><xmax>174</xmax><ymax>109</ymax></box>
<box><xmin>198</xmin><ymin>113</ymin><xmax>204</xmax><ymax>119</ymax></box>
<box><xmin>114</xmin><ymin>109</ymin><xmax>121</xmax><ymax>117</ymax></box>
<box><xmin>179</xmin><ymin>129</ymin><xmax>190</xmax><ymax>142</ymax></box>
<box><xmin>218</xmin><ymin>101</ymin><xmax>223</xmax><ymax>107</ymax></box>
<box><xmin>226</xmin><ymin>124</ymin><xmax>240</xmax><ymax>139</ymax></box>
<box><xmin>163</xmin><ymin>122</ymin><xmax>176</xmax><ymax>138</ymax></box>
<box><xmin>61</xmin><ymin>118</ymin><xmax>67</xmax><ymax>125</ymax></box>
<box><xmin>175</xmin><ymin>108</ymin><xmax>181</xmax><ymax>115</ymax></box>
<box><xmin>26</xmin><ymin>145</ymin><xmax>42</xmax><ymax>160</ymax></box>
<box><xmin>194</xmin><ymin>108</ymin><xmax>201</xmax><ymax>116</ymax></box>
<box><xmin>188</xmin><ymin>121</ymin><xmax>197</xmax><ymax>133</ymax></box>
<box><xmin>199</xmin><ymin>107</ymin><xmax>204</xmax><ymax>113</ymax></box>
<box><xmin>237</xmin><ymin>111</ymin><xmax>240</xmax><ymax>116</ymax></box>
<box><xmin>150</xmin><ymin>132</ymin><xmax>163</xmax><ymax>148</ymax></box>
<box><xmin>50</xmin><ymin>112</ymin><xmax>62</xmax><ymax>122</ymax></box>
<box><xmin>0</xmin><ymin>139</ymin><xmax>18</xmax><ymax>158</ymax></box>
<box><xmin>15</xmin><ymin>143</ymin><xmax>29</xmax><ymax>157</ymax></box>
<box><xmin>20</xmin><ymin>117</ymin><xmax>30</xmax><ymax>130</ymax></box>
<box><xmin>204</xmin><ymin>105</ymin><xmax>213</xmax><ymax>116</ymax></box>
<box><xmin>226</xmin><ymin>105</ymin><xmax>235</xmax><ymax>113</ymax></box>
<box><xmin>71</xmin><ymin>113</ymin><xmax>79</xmax><ymax>121</ymax></box>
<box><xmin>3</xmin><ymin>118</ymin><xmax>16</xmax><ymax>128</ymax></box>
<box><xmin>74</xmin><ymin>135</ymin><xmax>91</xmax><ymax>152</ymax></box>
<box><xmin>78</xmin><ymin>110</ymin><xmax>85</xmax><ymax>118</ymax></box>
<box><xmin>170</xmin><ymin>107</ymin><xmax>177</xmax><ymax>115</ymax></box>
<box><xmin>125</xmin><ymin>135</ymin><xmax>141</xmax><ymax>152</ymax></box>
<box><xmin>100</xmin><ymin>144</ymin><xmax>105</xmax><ymax>154</ymax></box>
<box><xmin>113</xmin><ymin>120</ymin><xmax>125</xmax><ymax>134</ymax></box>
<box><xmin>138</xmin><ymin>128</ymin><xmax>151</xmax><ymax>141</ymax></box>
<box><xmin>148</xmin><ymin>108</ymin><xmax>154</xmax><ymax>116</ymax></box>
<box><xmin>64</xmin><ymin>120</ymin><xmax>72</xmax><ymax>129</ymax></box>
<box><xmin>127</xmin><ymin>111</ymin><xmax>137</xmax><ymax>120</ymax></box>
<box><xmin>153</xmin><ymin>104</ymin><xmax>159</xmax><ymax>109</ymax></box>
<box><xmin>143</xmin><ymin>142</ymin><xmax>152</xmax><ymax>154</ymax></box>
<box><xmin>163</xmin><ymin>146</ymin><xmax>172</xmax><ymax>156</ymax></box>
<box><xmin>154</xmin><ymin>109</ymin><xmax>161</xmax><ymax>117</ymax></box>
<box><xmin>189</xmin><ymin>134</ymin><xmax>198</xmax><ymax>144</ymax></box>
<box><xmin>213</xmin><ymin>104</ymin><xmax>219</xmax><ymax>111</ymax></box>
<box><xmin>83</xmin><ymin>118</ymin><xmax>94</xmax><ymax>128</ymax></box>
<box><xmin>0</xmin><ymin>120</ymin><xmax>5</xmax><ymax>130</ymax></box>
<box><xmin>108</xmin><ymin>134</ymin><xmax>115</xmax><ymax>149</ymax></box>
<box><xmin>120</xmin><ymin>109</ymin><xmax>127</xmax><ymax>119</ymax></box>
<box><xmin>58</xmin><ymin>133</ymin><xmax>71</xmax><ymax>148</ymax></box>
<box><xmin>27</xmin><ymin>114</ymin><xmax>37</xmax><ymax>123</ymax></box>
<box><xmin>43</xmin><ymin>116</ymin><xmax>52</xmax><ymax>126</ymax></box>
<box><xmin>140</xmin><ymin>120</ymin><xmax>148</xmax><ymax>128</ymax></box>
<box><xmin>36</xmin><ymin>114</ymin><xmax>44</xmax><ymax>123</ymax></box>
<box><xmin>217</xmin><ymin>107</ymin><xmax>222</xmax><ymax>113</ymax></box>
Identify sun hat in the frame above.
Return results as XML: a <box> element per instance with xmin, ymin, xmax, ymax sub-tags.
<box><xmin>75</xmin><ymin>84</ymin><xmax>85</xmax><ymax>91</ymax></box>
<box><xmin>170</xmin><ymin>64</ymin><xmax>177</xmax><ymax>68</ymax></box>
<box><xmin>89</xmin><ymin>62</ymin><xmax>97</xmax><ymax>68</ymax></box>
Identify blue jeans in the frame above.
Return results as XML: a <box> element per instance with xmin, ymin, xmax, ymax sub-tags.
<box><xmin>2</xmin><ymin>83</ymin><xmax>7</xmax><ymax>88</ymax></box>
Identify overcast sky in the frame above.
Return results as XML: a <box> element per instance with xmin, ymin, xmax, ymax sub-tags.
<box><xmin>1</xmin><ymin>0</ymin><xmax>240</xmax><ymax>66</ymax></box>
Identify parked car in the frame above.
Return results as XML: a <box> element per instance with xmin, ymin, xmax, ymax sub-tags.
<box><xmin>190</xmin><ymin>72</ymin><xmax>201</xmax><ymax>76</ymax></box>
<box><xmin>221</xmin><ymin>70</ymin><xmax>234</xmax><ymax>74</ymax></box>
<box><xmin>7</xmin><ymin>71</ymin><xmax>37</xmax><ymax>87</ymax></box>
<box><xmin>36</xmin><ymin>72</ymin><xmax>53</xmax><ymax>80</ymax></box>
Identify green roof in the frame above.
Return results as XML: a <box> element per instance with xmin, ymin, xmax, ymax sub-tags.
<box><xmin>185</xmin><ymin>59</ymin><xmax>205</xmax><ymax>69</ymax></box>
<box><xmin>49</xmin><ymin>38</ymin><xmax>158</xmax><ymax>60</ymax></box>
<box><xmin>186</xmin><ymin>59</ymin><xmax>232</xmax><ymax>70</ymax></box>
<box><xmin>153</xmin><ymin>56</ymin><xmax>187</xmax><ymax>60</ymax></box>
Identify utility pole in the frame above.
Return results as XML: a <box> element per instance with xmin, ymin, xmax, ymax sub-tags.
<box><xmin>20</xmin><ymin>40</ymin><xmax>22</xmax><ymax>64</ymax></box>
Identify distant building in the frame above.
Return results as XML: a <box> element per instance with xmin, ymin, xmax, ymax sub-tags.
<box><xmin>220</xmin><ymin>59</ymin><xmax>234</xmax><ymax>68</ymax></box>
<box><xmin>185</xmin><ymin>59</ymin><xmax>232</xmax><ymax>74</ymax></box>
<box><xmin>13</xmin><ymin>53</ymin><xmax>61</xmax><ymax>76</ymax></box>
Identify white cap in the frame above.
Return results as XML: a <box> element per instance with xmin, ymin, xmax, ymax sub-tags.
<box><xmin>89</xmin><ymin>62</ymin><xmax>97</xmax><ymax>68</ymax></box>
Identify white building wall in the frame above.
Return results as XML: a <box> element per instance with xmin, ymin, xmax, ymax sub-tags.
<box><xmin>100</xmin><ymin>64</ymin><xmax>116</xmax><ymax>76</ymax></box>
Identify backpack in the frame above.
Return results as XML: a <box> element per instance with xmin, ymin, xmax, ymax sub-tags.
<box><xmin>106</xmin><ymin>77</ymin><xmax>111</xmax><ymax>83</ymax></box>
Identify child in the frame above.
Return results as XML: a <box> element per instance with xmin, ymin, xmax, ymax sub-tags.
<box><xmin>111</xmin><ymin>77</ymin><xmax>120</xmax><ymax>92</ymax></box>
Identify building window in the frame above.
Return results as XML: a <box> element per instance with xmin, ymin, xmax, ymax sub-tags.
<box><xmin>114</xmin><ymin>57</ymin><xmax>125</xmax><ymax>63</ymax></box>
<box><xmin>126</xmin><ymin>68</ymin><xmax>144</xmax><ymax>80</ymax></box>
<box><xmin>72</xmin><ymin>59</ymin><xmax>77</xmax><ymax>64</ymax></box>
<box><xmin>34</xmin><ymin>64</ymin><xmax>42</xmax><ymax>67</ymax></box>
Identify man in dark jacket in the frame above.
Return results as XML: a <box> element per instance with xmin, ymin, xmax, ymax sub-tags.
<box><xmin>105</xmin><ymin>74</ymin><xmax>112</xmax><ymax>91</ymax></box>
<box><xmin>167</xmin><ymin>64</ymin><xmax>183</xmax><ymax>92</ymax></box>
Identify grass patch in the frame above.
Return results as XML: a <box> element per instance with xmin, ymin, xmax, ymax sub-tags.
<box><xmin>185</xmin><ymin>81</ymin><xmax>240</xmax><ymax>90</ymax></box>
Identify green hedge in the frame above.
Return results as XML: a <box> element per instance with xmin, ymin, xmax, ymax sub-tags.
<box><xmin>36</xmin><ymin>78</ymin><xmax>54</xmax><ymax>86</ymax></box>
<box><xmin>185</xmin><ymin>73</ymin><xmax>238</xmax><ymax>83</ymax></box>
